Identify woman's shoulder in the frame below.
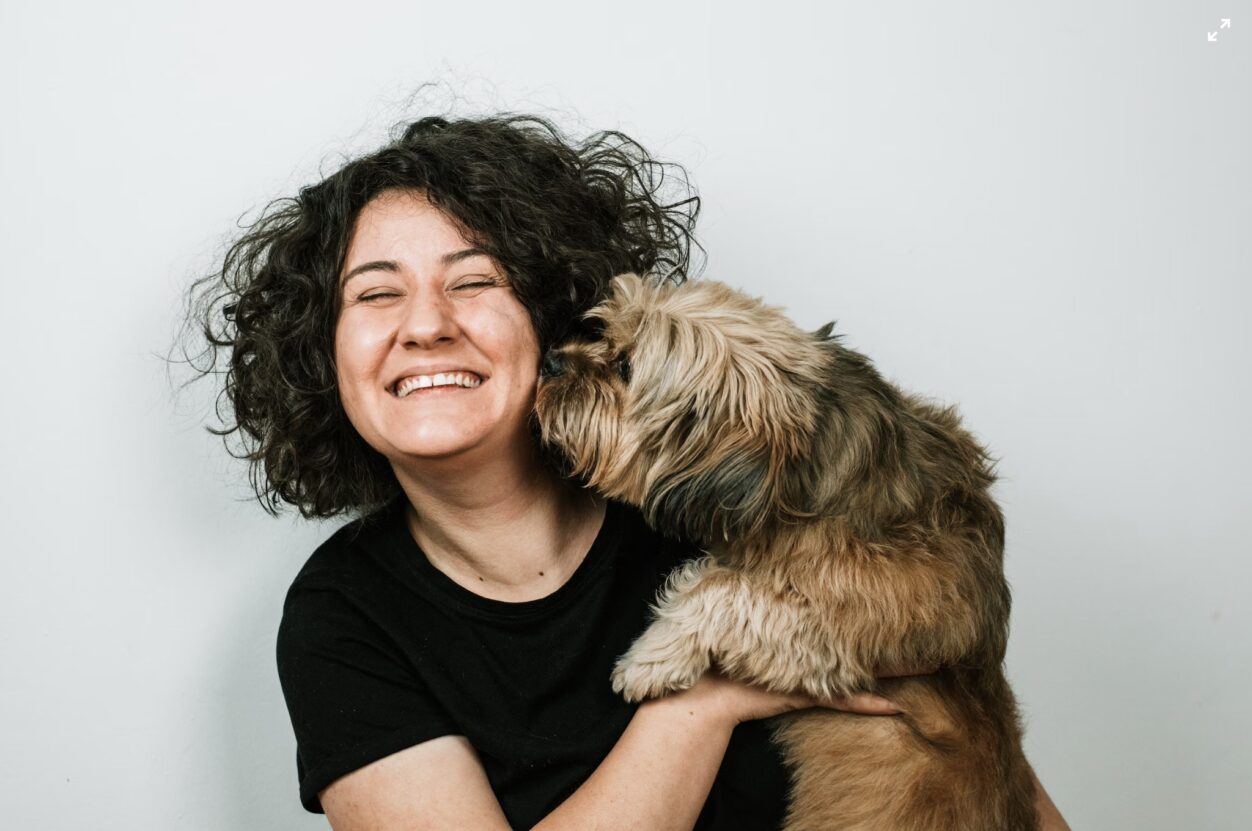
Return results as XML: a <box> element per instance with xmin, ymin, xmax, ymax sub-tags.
<box><xmin>282</xmin><ymin>497</ymin><xmax>407</xmax><ymax>607</ymax></box>
<box><xmin>306</xmin><ymin>493</ymin><xmax>406</xmax><ymax>564</ymax></box>
<box><xmin>276</xmin><ymin>497</ymin><xmax>425</xmax><ymax>680</ymax></box>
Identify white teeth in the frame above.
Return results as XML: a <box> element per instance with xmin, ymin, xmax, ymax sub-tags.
<box><xmin>394</xmin><ymin>372</ymin><xmax>483</xmax><ymax>398</ymax></box>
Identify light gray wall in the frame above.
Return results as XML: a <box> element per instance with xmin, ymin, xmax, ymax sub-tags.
<box><xmin>2</xmin><ymin>1</ymin><xmax>1247</xmax><ymax>828</ymax></box>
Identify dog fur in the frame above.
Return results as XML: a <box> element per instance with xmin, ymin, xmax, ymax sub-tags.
<box><xmin>534</xmin><ymin>273</ymin><xmax>1038</xmax><ymax>830</ymax></box>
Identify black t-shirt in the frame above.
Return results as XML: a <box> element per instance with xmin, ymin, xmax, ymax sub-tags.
<box><xmin>276</xmin><ymin>494</ymin><xmax>792</xmax><ymax>830</ymax></box>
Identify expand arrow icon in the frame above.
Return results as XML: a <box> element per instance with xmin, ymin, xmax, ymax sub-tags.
<box><xmin>1221</xmin><ymin>19</ymin><xmax>1231</xmax><ymax>28</ymax></box>
<box><xmin>1208</xmin><ymin>31</ymin><xmax>1218</xmax><ymax>41</ymax></box>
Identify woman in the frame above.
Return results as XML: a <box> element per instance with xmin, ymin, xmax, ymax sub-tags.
<box><xmin>188</xmin><ymin>112</ymin><xmax>1068</xmax><ymax>829</ymax></box>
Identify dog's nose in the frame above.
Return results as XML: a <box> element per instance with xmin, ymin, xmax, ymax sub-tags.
<box><xmin>540</xmin><ymin>350</ymin><xmax>567</xmax><ymax>379</ymax></box>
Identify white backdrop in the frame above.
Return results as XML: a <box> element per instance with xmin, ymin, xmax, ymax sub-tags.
<box><xmin>2</xmin><ymin>1</ymin><xmax>1248</xmax><ymax>828</ymax></box>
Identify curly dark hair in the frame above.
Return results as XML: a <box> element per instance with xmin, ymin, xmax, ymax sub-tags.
<box><xmin>180</xmin><ymin>111</ymin><xmax>702</xmax><ymax>519</ymax></box>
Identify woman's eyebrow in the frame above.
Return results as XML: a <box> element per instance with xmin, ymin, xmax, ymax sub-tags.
<box><xmin>340</xmin><ymin>260</ymin><xmax>398</xmax><ymax>286</ymax></box>
<box><xmin>339</xmin><ymin>248</ymin><xmax>492</xmax><ymax>286</ymax></box>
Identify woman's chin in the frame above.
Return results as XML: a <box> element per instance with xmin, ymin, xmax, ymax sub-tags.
<box><xmin>391</xmin><ymin>437</ymin><xmax>483</xmax><ymax>461</ymax></box>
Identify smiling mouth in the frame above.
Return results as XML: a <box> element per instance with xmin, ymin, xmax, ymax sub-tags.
<box><xmin>391</xmin><ymin>371</ymin><xmax>485</xmax><ymax>398</ymax></box>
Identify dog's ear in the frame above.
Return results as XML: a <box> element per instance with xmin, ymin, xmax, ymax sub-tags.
<box><xmin>813</xmin><ymin>321</ymin><xmax>837</xmax><ymax>340</ymax></box>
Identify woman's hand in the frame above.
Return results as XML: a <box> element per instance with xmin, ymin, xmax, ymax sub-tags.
<box><xmin>675</xmin><ymin>664</ymin><xmax>940</xmax><ymax>728</ymax></box>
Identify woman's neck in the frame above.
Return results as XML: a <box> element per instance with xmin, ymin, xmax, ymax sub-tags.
<box><xmin>390</xmin><ymin>439</ymin><xmax>607</xmax><ymax>602</ymax></box>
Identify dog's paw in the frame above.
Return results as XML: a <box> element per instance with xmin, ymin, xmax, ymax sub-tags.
<box><xmin>610</xmin><ymin>654</ymin><xmax>704</xmax><ymax>703</ymax></box>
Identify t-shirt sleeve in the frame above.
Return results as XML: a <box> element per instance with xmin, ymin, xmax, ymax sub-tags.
<box><xmin>276</xmin><ymin>580</ymin><xmax>459</xmax><ymax>813</ymax></box>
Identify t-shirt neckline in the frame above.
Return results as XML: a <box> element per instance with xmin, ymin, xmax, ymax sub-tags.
<box><xmin>381</xmin><ymin>494</ymin><xmax>626</xmax><ymax>620</ymax></box>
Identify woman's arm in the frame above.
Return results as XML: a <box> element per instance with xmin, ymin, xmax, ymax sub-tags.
<box><xmin>321</xmin><ymin>673</ymin><xmax>1068</xmax><ymax>831</ymax></box>
<box><xmin>320</xmin><ymin>735</ymin><xmax>512</xmax><ymax>830</ymax></box>
<box><xmin>537</xmin><ymin>672</ymin><xmax>888</xmax><ymax>831</ymax></box>
<box><xmin>321</xmin><ymin>672</ymin><xmax>897</xmax><ymax>831</ymax></box>
<box><xmin>546</xmin><ymin>736</ymin><xmax>1072</xmax><ymax>831</ymax></box>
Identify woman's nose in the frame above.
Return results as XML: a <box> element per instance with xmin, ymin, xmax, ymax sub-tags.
<box><xmin>399</xmin><ymin>293</ymin><xmax>460</xmax><ymax>347</ymax></box>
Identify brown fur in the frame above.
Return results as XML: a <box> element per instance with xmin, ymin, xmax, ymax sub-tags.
<box><xmin>534</xmin><ymin>273</ymin><xmax>1038</xmax><ymax>830</ymax></box>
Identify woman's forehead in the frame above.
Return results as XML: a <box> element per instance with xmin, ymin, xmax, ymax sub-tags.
<box><xmin>343</xmin><ymin>194</ymin><xmax>483</xmax><ymax>273</ymax></box>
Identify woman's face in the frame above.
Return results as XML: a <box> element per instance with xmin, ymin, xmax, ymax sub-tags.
<box><xmin>334</xmin><ymin>188</ymin><xmax>541</xmax><ymax>468</ymax></box>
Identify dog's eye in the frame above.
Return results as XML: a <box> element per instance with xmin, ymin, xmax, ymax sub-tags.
<box><xmin>613</xmin><ymin>353</ymin><xmax>632</xmax><ymax>384</ymax></box>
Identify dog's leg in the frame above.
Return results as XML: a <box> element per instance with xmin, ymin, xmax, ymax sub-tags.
<box><xmin>611</xmin><ymin>556</ymin><xmax>719</xmax><ymax>701</ymax></box>
<box><xmin>612</xmin><ymin>556</ymin><xmax>859</xmax><ymax>702</ymax></box>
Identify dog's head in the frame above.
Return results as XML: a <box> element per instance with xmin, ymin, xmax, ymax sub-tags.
<box><xmin>534</xmin><ymin>273</ymin><xmax>833</xmax><ymax>543</ymax></box>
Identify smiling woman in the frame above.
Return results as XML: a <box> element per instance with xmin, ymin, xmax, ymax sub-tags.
<box><xmin>185</xmin><ymin>113</ymin><xmax>702</xmax><ymax>520</ymax></box>
<box><xmin>179</xmin><ymin>111</ymin><xmax>1066</xmax><ymax>831</ymax></box>
<box><xmin>333</xmin><ymin>190</ymin><xmax>541</xmax><ymax>467</ymax></box>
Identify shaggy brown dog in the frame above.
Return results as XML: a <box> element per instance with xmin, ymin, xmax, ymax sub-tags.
<box><xmin>534</xmin><ymin>273</ymin><xmax>1038</xmax><ymax>830</ymax></box>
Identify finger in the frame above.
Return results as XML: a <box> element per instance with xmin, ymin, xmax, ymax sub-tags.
<box><xmin>822</xmin><ymin>692</ymin><xmax>901</xmax><ymax>715</ymax></box>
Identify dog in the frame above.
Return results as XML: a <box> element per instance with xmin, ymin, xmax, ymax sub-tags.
<box><xmin>533</xmin><ymin>273</ymin><xmax>1038</xmax><ymax>830</ymax></box>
